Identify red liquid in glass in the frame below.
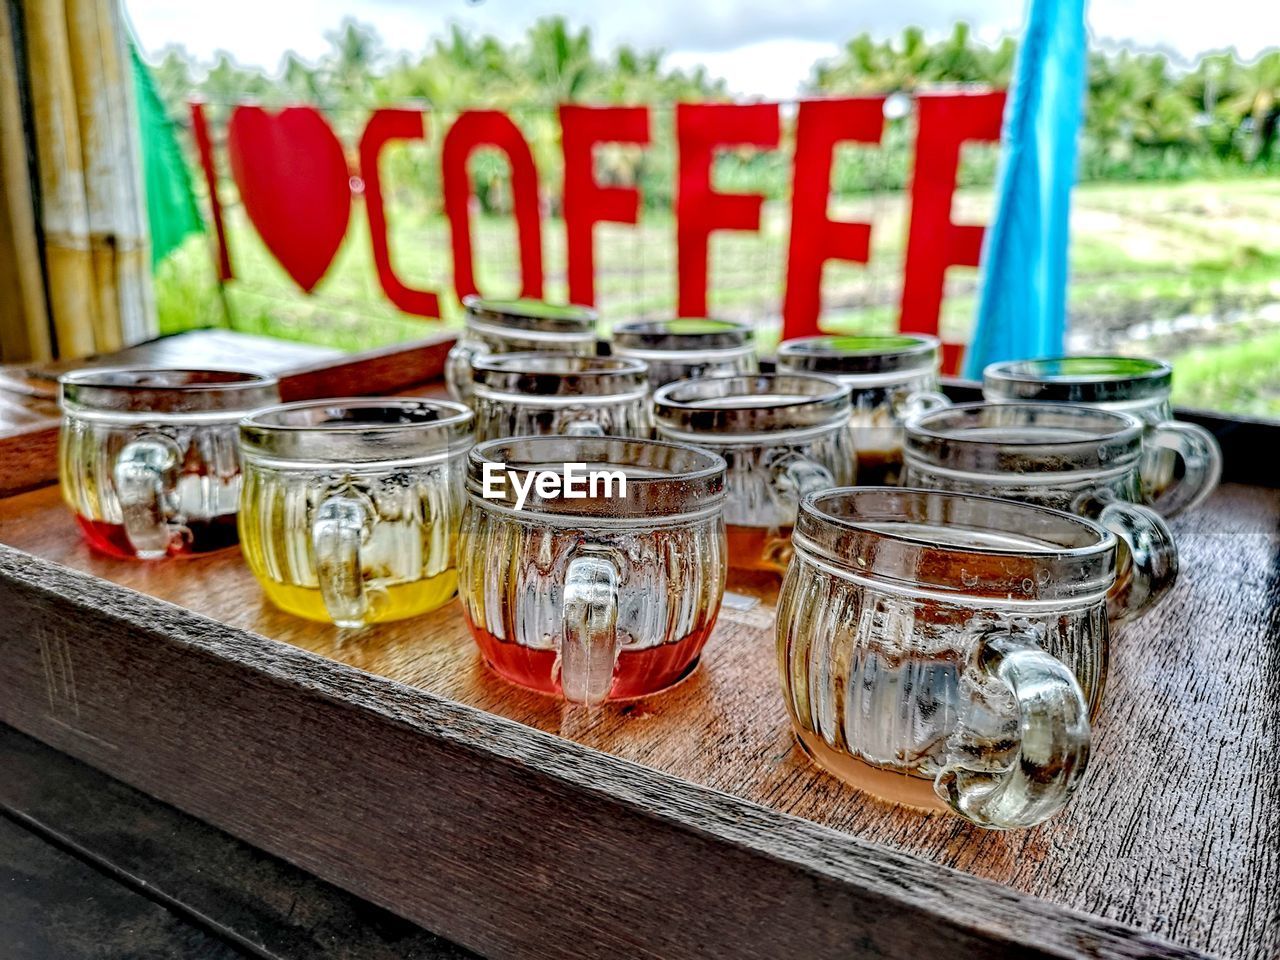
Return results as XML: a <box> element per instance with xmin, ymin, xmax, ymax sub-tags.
<box><xmin>75</xmin><ymin>513</ymin><xmax>240</xmax><ymax>560</ymax></box>
<box><xmin>725</xmin><ymin>524</ymin><xmax>795</xmax><ymax>574</ymax></box>
<box><xmin>853</xmin><ymin>448</ymin><xmax>904</xmax><ymax>487</ymax></box>
<box><xmin>468</xmin><ymin>618</ymin><xmax>714</xmax><ymax>700</ymax></box>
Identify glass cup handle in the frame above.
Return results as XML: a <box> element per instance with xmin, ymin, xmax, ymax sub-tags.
<box><xmin>312</xmin><ymin>496</ymin><xmax>370</xmax><ymax>628</ymax></box>
<box><xmin>936</xmin><ymin>628</ymin><xmax>1091</xmax><ymax>829</ymax></box>
<box><xmin>1094</xmin><ymin>501</ymin><xmax>1178</xmax><ymax>624</ymax></box>
<box><xmin>893</xmin><ymin>389</ymin><xmax>951</xmax><ymax>423</ymax></box>
<box><xmin>1147</xmin><ymin>420</ymin><xmax>1223</xmax><ymax>517</ymax></box>
<box><xmin>445</xmin><ymin>340</ymin><xmax>487</xmax><ymax>402</ymax></box>
<box><xmin>560</xmin><ymin>553</ymin><xmax>620</xmax><ymax>706</ymax></box>
<box><xmin>563</xmin><ymin>419</ymin><xmax>606</xmax><ymax>437</ymax></box>
<box><xmin>112</xmin><ymin>436</ymin><xmax>180</xmax><ymax>559</ymax></box>
<box><xmin>773</xmin><ymin>456</ymin><xmax>835</xmax><ymax>502</ymax></box>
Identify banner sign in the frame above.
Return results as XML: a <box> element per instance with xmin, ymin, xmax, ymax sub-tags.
<box><xmin>191</xmin><ymin>92</ymin><xmax>1005</xmax><ymax>372</ymax></box>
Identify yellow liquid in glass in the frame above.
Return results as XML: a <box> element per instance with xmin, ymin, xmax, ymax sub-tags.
<box><xmin>238</xmin><ymin>472</ymin><xmax>459</xmax><ymax>626</ymax></box>
<box><xmin>255</xmin><ymin>571</ymin><xmax>459</xmax><ymax>624</ymax></box>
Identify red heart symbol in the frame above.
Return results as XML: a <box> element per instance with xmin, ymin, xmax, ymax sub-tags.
<box><xmin>227</xmin><ymin>106</ymin><xmax>351</xmax><ymax>293</ymax></box>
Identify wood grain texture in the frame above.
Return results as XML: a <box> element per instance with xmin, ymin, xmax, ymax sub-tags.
<box><xmin>2</xmin><ymin>483</ymin><xmax>1275</xmax><ymax>958</ymax></box>
<box><xmin>0</xmin><ymin>725</ymin><xmax>477</xmax><ymax>960</ymax></box>
<box><xmin>276</xmin><ymin>334</ymin><xmax>455</xmax><ymax>403</ymax></box>
<box><xmin>0</xmin><ymin>331</ymin><xmax>457</xmax><ymax>496</ymax></box>
<box><xmin>0</xmin><ymin>544</ymin><xmax>1206</xmax><ymax>959</ymax></box>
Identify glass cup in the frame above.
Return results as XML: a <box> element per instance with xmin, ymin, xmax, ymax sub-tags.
<box><xmin>902</xmin><ymin>402</ymin><xmax>1177</xmax><ymax>625</ymax></box>
<box><xmin>610</xmin><ymin>317</ymin><xmax>757</xmax><ymax>389</ymax></box>
<box><xmin>776</xmin><ymin>334</ymin><xmax>950</xmax><ymax>486</ymax></box>
<box><xmin>445</xmin><ymin>296</ymin><xmax>598</xmax><ymax>404</ymax></box>
<box><xmin>652</xmin><ymin>373</ymin><xmax>854</xmax><ymax>574</ymax></box>
<box><xmin>778</xmin><ymin>488</ymin><xmax>1111</xmax><ymax>829</ymax></box>
<box><xmin>470</xmin><ymin>353</ymin><xmax>650</xmax><ymax>442</ymax></box>
<box><xmin>238</xmin><ymin>398</ymin><xmax>474</xmax><ymax>628</ymax></box>
<box><xmin>58</xmin><ymin>367</ymin><xmax>280</xmax><ymax>560</ymax></box>
<box><xmin>459</xmin><ymin>436</ymin><xmax>727</xmax><ymax>706</ymax></box>
<box><xmin>982</xmin><ymin>356</ymin><xmax>1222</xmax><ymax>516</ymax></box>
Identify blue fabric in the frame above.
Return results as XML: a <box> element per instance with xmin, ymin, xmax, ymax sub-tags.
<box><xmin>964</xmin><ymin>0</ymin><xmax>1088</xmax><ymax>378</ymax></box>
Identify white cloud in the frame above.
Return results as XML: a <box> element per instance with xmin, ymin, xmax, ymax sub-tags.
<box><xmin>664</xmin><ymin>40</ymin><xmax>843</xmax><ymax>99</ymax></box>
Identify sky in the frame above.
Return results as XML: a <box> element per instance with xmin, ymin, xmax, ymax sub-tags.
<box><xmin>126</xmin><ymin>0</ymin><xmax>1280</xmax><ymax>100</ymax></box>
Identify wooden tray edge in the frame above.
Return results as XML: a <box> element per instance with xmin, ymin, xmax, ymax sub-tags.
<box><xmin>0</xmin><ymin>545</ymin><xmax>1203</xmax><ymax>960</ymax></box>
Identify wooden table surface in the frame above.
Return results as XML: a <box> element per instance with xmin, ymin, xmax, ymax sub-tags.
<box><xmin>2</xmin><ymin>480</ymin><xmax>1277</xmax><ymax>959</ymax></box>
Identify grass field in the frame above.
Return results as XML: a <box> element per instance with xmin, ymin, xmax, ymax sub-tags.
<box><xmin>156</xmin><ymin>175</ymin><xmax>1280</xmax><ymax>417</ymax></box>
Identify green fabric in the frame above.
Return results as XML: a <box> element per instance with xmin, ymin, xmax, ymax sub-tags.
<box><xmin>130</xmin><ymin>41</ymin><xmax>203</xmax><ymax>268</ymax></box>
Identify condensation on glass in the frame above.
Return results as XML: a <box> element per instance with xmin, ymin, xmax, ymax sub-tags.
<box><xmin>982</xmin><ymin>356</ymin><xmax>1222</xmax><ymax>516</ymax></box>
<box><xmin>458</xmin><ymin>435</ymin><xmax>727</xmax><ymax>706</ymax></box>
<box><xmin>470</xmin><ymin>353</ymin><xmax>650</xmax><ymax>441</ymax></box>
<box><xmin>778</xmin><ymin>488</ymin><xmax>1113</xmax><ymax>829</ymax></box>
<box><xmin>776</xmin><ymin>334</ymin><xmax>948</xmax><ymax>485</ymax></box>
<box><xmin>610</xmin><ymin>317</ymin><xmax>757</xmax><ymax>389</ymax></box>
<box><xmin>903</xmin><ymin>401</ymin><xmax>1178</xmax><ymax>624</ymax></box>
<box><xmin>238</xmin><ymin>398</ymin><xmax>474</xmax><ymax>628</ymax></box>
<box><xmin>58</xmin><ymin>367</ymin><xmax>280</xmax><ymax>560</ymax></box>
<box><xmin>445</xmin><ymin>296</ymin><xmax>598</xmax><ymax>404</ymax></box>
<box><xmin>652</xmin><ymin>373</ymin><xmax>854</xmax><ymax>574</ymax></box>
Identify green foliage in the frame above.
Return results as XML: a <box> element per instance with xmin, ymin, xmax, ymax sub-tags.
<box><xmin>1170</xmin><ymin>328</ymin><xmax>1280</xmax><ymax>417</ymax></box>
<box><xmin>146</xmin><ymin>17</ymin><xmax>1280</xmax><ymax>209</ymax></box>
<box><xmin>809</xmin><ymin>28</ymin><xmax>1280</xmax><ymax>178</ymax></box>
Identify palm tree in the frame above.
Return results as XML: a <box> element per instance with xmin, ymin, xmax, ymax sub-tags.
<box><xmin>1222</xmin><ymin>52</ymin><xmax>1280</xmax><ymax>162</ymax></box>
<box><xmin>321</xmin><ymin>19</ymin><xmax>383</xmax><ymax>108</ymax></box>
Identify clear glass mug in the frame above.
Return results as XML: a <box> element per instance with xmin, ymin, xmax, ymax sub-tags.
<box><xmin>982</xmin><ymin>357</ymin><xmax>1222</xmax><ymax>516</ymax></box>
<box><xmin>58</xmin><ymin>367</ymin><xmax>280</xmax><ymax>560</ymax></box>
<box><xmin>778</xmin><ymin>488</ymin><xmax>1111</xmax><ymax>829</ymax></box>
<box><xmin>458</xmin><ymin>435</ymin><xmax>727</xmax><ymax>706</ymax></box>
<box><xmin>238</xmin><ymin>398</ymin><xmax>474</xmax><ymax>628</ymax></box>
<box><xmin>470</xmin><ymin>353</ymin><xmax>650</xmax><ymax>442</ymax></box>
<box><xmin>776</xmin><ymin>334</ymin><xmax>950</xmax><ymax>486</ymax></box>
<box><xmin>610</xmin><ymin>317</ymin><xmax>757</xmax><ymax>389</ymax></box>
<box><xmin>652</xmin><ymin>373</ymin><xmax>854</xmax><ymax>574</ymax></box>
<box><xmin>903</xmin><ymin>402</ymin><xmax>1177</xmax><ymax>625</ymax></box>
<box><xmin>445</xmin><ymin>296</ymin><xmax>599</xmax><ymax>404</ymax></box>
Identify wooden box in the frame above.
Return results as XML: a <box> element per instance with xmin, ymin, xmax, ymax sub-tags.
<box><xmin>1</xmin><ymin>334</ymin><xmax>1276</xmax><ymax>959</ymax></box>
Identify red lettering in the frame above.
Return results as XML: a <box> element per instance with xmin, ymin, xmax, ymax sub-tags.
<box><xmin>675</xmin><ymin>103</ymin><xmax>780</xmax><ymax>317</ymax></box>
<box><xmin>442</xmin><ymin>110</ymin><xmax>544</xmax><ymax>302</ymax></box>
<box><xmin>782</xmin><ymin>97</ymin><xmax>885</xmax><ymax>339</ymax></box>
<box><xmin>560</xmin><ymin>105</ymin><xmax>649</xmax><ymax>306</ymax></box>
<box><xmin>900</xmin><ymin>91</ymin><xmax>1006</xmax><ymax>372</ymax></box>
<box><xmin>360</xmin><ymin>108</ymin><xmax>440</xmax><ymax>318</ymax></box>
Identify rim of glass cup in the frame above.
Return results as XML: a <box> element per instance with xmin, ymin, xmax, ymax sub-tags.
<box><xmin>467</xmin><ymin>434</ymin><xmax>726</xmax><ymax>520</ymax></box>
<box><xmin>611</xmin><ymin>317</ymin><xmax>755</xmax><ymax>354</ymax></box>
<box><xmin>982</xmin><ymin>356</ymin><xmax>1173</xmax><ymax>404</ymax></box>
<box><xmin>462</xmin><ymin>295</ymin><xmax>598</xmax><ymax>338</ymax></box>
<box><xmin>239</xmin><ymin>397</ymin><xmax>474</xmax><ymax>464</ymax></box>
<box><xmin>905</xmin><ymin>402</ymin><xmax>1146</xmax><ymax>477</ymax></box>
<box><xmin>776</xmin><ymin>334</ymin><xmax>940</xmax><ymax>377</ymax></box>
<box><xmin>471</xmin><ymin>353</ymin><xmax>649</xmax><ymax>400</ymax></box>
<box><xmin>652</xmin><ymin>373</ymin><xmax>851</xmax><ymax>441</ymax></box>
<box><xmin>58</xmin><ymin>367</ymin><xmax>280</xmax><ymax>420</ymax></box>
<box><xmin>794</xmin><ymin>487</ymin><xmax>1116</xmax><ymax>602</ymax></box>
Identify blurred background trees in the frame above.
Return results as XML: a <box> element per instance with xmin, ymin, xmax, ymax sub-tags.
<box><xmin>151</xmin><ymin>17</ymin><xmax>1279</xmax><ymax>213</ymax></box>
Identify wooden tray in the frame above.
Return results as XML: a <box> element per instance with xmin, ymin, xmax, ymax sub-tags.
<box><xmin>0</xmin><ymin>341</ymin><xmax>1276</xmax><ymax>960</ymax></box>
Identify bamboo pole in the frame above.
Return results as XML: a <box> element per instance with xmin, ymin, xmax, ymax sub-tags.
<box><xmin>65</xmin><ymin>0</ymin><xmax>152</xmax><ymax>351</ymax></box>
<box><xmin>15</xmin><ymin>0</ymin><xmax>154</xmax><ymax>360</ymax></box>
<box><xmin>0</xmin><ymin>1</ymin><xmax>52</xmax><ymax>362</ymax></box>
<box><xmin>24</xmin><ymin>0</ymin><xmax>99</xmax><ymax>358</ymax></box>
